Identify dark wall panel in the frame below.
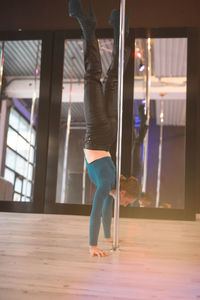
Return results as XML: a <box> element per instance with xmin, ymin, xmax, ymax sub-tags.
<box><xmin>0</xmin><ymin>0</ymin><xmax>200</xmax><ymax>32</ymax></box>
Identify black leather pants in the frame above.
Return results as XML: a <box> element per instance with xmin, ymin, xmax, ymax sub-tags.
<box><xmin>131</xmin><ymin>124</ymin><xmax>148</xmax><ymax>178</ymax></box>
<box><xmin>83</xmin><ymin>37</ymin><xmax>131</xmax><ymax>151</ymax></box>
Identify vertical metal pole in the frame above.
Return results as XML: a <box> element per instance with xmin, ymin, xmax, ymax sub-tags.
<box><xmin>0</xmin><ymin>42</ymin><xmax>5</xmax><ymax>98</ymax></box>
<box><xmin>0</xmin><ymin>42</ymin><xmax>5</xmax><ymax>177</ymax></box>
<box><xmin>113</xmin><ymin>0</ymin><xmax>126</xmax><ymax>251</ymax></box>
<box><xmin>24</xmin><ymin>41</ymin><xmax>41</xmax><ymax>202</ymax></box>
<box><xmin>82</xmin><ymin>158</ymin><xmax>87</xmax><ymax>204</ymax></box>
<box><xmin>142</xmin><ymin>37</ymin><xmax>151</xmax><ymax>192</ymax></box>
<box><xmin>155</xmin><ymin>92</ymin><xmax>165</xmax><ymax>208</ymax></box>
<box><xmin>60</xmin><ymin>56</ymin><xmax>75</xmax><ymax>204</ymax></box>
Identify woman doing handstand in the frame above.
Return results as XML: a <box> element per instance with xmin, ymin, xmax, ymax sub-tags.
<box><xmin>69</xmin><ymin>0</ymin><xmax>140</xmax><ymax>257</ymax></box>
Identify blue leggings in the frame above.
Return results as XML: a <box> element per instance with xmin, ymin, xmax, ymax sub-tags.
<box><xmin>102</xmin><ymin>195</ymin><xmax>114</xmax><ymax>238</ymax></box>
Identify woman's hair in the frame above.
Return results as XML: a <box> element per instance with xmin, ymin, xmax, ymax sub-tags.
<box><xmin>140</xmin><ymin>192</ymin><xmax>153</xmax><ymax>203</ymax></box>
<box><xmin>120</xmin><ymin>175</ymin><xmax>140</xmax><ymax>199</ymax></box>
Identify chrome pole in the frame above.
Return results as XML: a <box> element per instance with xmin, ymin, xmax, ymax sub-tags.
<box><xmin>61</xmin><ymin>56</ymin><xmax>75</xmax><ymax>204</ymax></box>
<box><xmin>155</xmin><ymin>92</ymin><xmax>165</xmax><ymax>208</ymax></box>
<box><xmin>0</xmin><ymin>42</ymin><xmax>5</xmax><ymax>97</ymax></box>
<box><xmin>113</xmin><ymin>0</ymin><xmax>126</xmax><ymax>251</ymax></box>
<box><xmin>24</xmin><ymin>40</ymin><xmax>41</xmax><ymax>202</ymax></box>
<box><xmin>142</xmin><ymin>37</ymin><xmax>151</xmax><ymax>192</ymax></box>
<box><xmin>0</xmin><ymin>42</ymin><xmax>5</xmax><ymax>177</ymax></box>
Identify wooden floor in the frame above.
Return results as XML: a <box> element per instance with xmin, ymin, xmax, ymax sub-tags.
<box><xmin>0</xmin><ymin>212</ymin><xmax>200</xmax><ymax>300</ymax></box>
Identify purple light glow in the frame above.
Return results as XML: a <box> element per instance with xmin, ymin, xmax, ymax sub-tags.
<box><xmin>13</xmin><ymin>98</ymin><xmax>36</xmax><ymax>126</ymax></box>
<box><xmin>139</xmin><ymin>64</ymin><xmax>145</xmax><ymax>72</ymax></box>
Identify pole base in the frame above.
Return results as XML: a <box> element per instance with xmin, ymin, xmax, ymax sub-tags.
<box><xmin>110</xmin><ymin>246</ymin><xmax>120</xmax><ymax>252</ymax></box>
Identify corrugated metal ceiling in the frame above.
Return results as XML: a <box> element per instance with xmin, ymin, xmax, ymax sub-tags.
<box><xmin>1</xmin><ymin>38</ymin><xmax>187</xmax><ymax>78</ymax></box>
<box><xmin>63</xmin><ymin>39</ymin><xmax>114</xmax><ymax>79</ymax></box>
<box><xmin>153</xmin><ymin>38</ymin><xmax>187</xmax><ymax>77</ymax></box>
<box><xmin>3</xmin><ymin>40</ymin><xmax>41</xmax><ymax>76</ymax></box>
<box><xmin>1</xmin><ymin>38</ymin><xmax>187</xmax><ymax>126</ymax></box>
<box><xmin>61</xmin><ymin>102</ymin><xmax>85</xmax><ymax>123</ymax></box>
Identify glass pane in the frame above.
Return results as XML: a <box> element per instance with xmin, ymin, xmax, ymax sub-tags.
<box><xmin>16</xmin><ymin>134</ymin><xmax>29</xmax><ymax>159</ymax></box>
<box><xmin>56</xmin><ymin>39</ymin><xmax>113</xmax><ymax>204</ymax></box>
<box><xmin>15</xmin><ymin>177</ymin><xmax>22</xmax><ymax>193</ymax></box>
<box><xmin>4</xmin><ymin>168</ymin><xmax>15</xmax><ymax>185</ymax></box>
<box><xmin>30</xmin><ymin>146</ymin><xmax>34</xmax><ymax>163</ymax></box>
<box><xmin>7</xmin><ymin>127</ymin><xmax>18</xmax><ymax>150</ymax></box>
<box><xmin>5</xmin><ymin>148</ymin><xmax>17</xmax><ymax>170</ymax></box>
<box><xmin>0</xmin><ymin>39</ymin><xmax>41</xmax><ymax>202</ymax></box>
<box><xmin>31</xmin><ymin>131</ymin><xmax>36</xmax><ymax>146</ymax></box>
<box><xmin>18</xmin><ymin>115</ymin><xmax>29</xmax><ymax>140</ymax></box>
<box><xmin>21</xmin><ymin>196</ymin><xmax>30</xmax><ymax>202</ymax></box>
<box><xmin>16</xmin><ymin>155</ymin><xmax>26</xmax><ymax>176</ymax></box>
<box><xmin>9</xmin><ymin>108</ymin><xmax>20</xmax><ymax>131</ymax></box>
<box><xmin>22</xmin><ymin>179</ymin><xmax>31</xmax><ymax>198</ymax></box>
<box><xmin>132</xmin><ymin>38</ymin><xmax>187</xmax><ymax>209</ymax></box>
<box><xmin>27</xmin><ymin>164</ymin><xmax>33</xmax><ymax>181</ymax></box>
<box><xmin>13</xmin><ymin>193</ymin><xmax>21</xmax><ymax>202</ymax></box>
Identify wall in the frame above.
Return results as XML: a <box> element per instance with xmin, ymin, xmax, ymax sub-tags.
<box><xmin>0</xmin><ymin>0</ymin><xmax>200</xmax><ymax>32</ymax></box>
<box><xmin>0</xmin><ymin>0</ymin><xmax>199</xmax><ymax>212</ymax></box>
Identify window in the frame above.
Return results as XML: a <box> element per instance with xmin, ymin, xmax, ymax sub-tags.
<box><xmin>4</xmin><ymin>108</ymin><xmax>36</xmax><ymax>202</ymax></box>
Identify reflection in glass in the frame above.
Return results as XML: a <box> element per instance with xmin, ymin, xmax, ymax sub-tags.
<box><xmin>5</xmin><ymin>148</ymin><xmax>16</xmax><ymax>170</ymax></box>
<box><xmin>132</xmin><ymin>38</ymin><xmax>187</xmax><ymax>209</ymax></box>
<box><xmin>15</xmin><ymin>177</ymin><xmax>22</xmax><ymax>193</ymax></box>
<box><xmin>22</xmin><ymin>180</ymin><xmax>31</xmax><ymax>198</ymax></box>
<box><xmin>16</xmin><ymin>155</ymin><xmax>26</xmax><ymax>176</ymax></box>
<box><xmin>18</xmin><ymin>116</ymin><xmax>29</xmax><ymax>140</ymax></box>
<box><xmin>0</xmin><ymin>40</ymin><xmax>41</xmax><ymax>201</ymax></box>
<box><xmin>7</xmin><ymin>127</ymin><xmax>18</xmax><ymax>150</ymax></box>
<box><xmin>9</xmin><ymin>109</ymin><xmax>20</xmax><ymax>131</ymax></box>
<box><xmin>54</xmin><ymin>38</ymin><xmax>187</xmax><ymax>209</ymax></box>
<box><xmin>16</xmin><ymin>135</ymin><xmax>28</xmax><ymax>159</ymax></box>
<box><xmin>13</xmin><ymin>193</ymin><xmax>21</xmax><ymax>202</ymax></box>
<box><xmin>56</xmin><ymin>39</ymin><xmax>113</xmax><ymax>204</ymax></box>
<box><xmin>4</xmin><ymin>168</ymin><xmax>15</xmax><ymax>185</ymax></box>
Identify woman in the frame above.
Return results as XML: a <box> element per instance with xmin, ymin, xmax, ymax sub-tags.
<box><xmin>69</xmin><ymin>0</ymin><xmax>139</xmax><ymax>257</ymax></box>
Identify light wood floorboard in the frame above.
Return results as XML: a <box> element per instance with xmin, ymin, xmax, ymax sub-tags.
<box><xmin>0</xmin><ymin>212</ymin><xmax>200</xmax><ymax>300</ymax></box>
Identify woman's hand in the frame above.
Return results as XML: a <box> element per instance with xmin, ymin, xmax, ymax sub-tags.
<box><xmin>89</xmin><ymin>246</ymin><xmax>109</xmax><ymax>257</ymax></box>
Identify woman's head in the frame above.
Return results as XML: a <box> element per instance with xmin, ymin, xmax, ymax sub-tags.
<box><xmin>119</xmin><ymin>175</ymin><xmax>140</xmax><ymax>207</ymax></box>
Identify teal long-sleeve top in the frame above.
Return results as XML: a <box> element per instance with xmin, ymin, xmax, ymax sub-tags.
<box><xmin>85</xmin><ymin>156</ymin><xmax>116</xmax><ymax>246</ymax></box>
